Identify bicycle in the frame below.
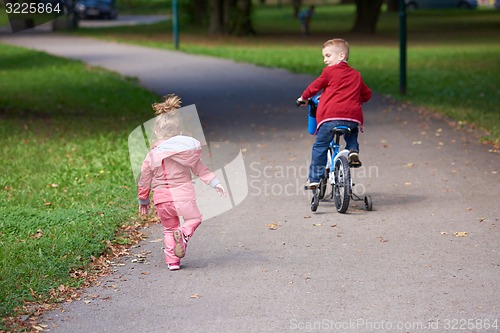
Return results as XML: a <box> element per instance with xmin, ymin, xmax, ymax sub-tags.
<box><xmin>297</xmin><ymin>95</ymin><xmax>373</xmax><ymax>213</ymax></box>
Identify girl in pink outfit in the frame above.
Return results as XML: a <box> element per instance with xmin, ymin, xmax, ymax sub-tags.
<box><xmin>138</xmin><ymin>94</ymin><xmax>226</xmax><ymax>271</ymax></box>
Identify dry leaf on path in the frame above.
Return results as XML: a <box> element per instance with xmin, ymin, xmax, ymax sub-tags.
<box><xmin>148</xmin><ymin>238</ymin><xmax>163</xmax><ymax>243</ymax></box>
<box><xmin>190</xmin><ymin>293</ymin><xmax>201</xmax><ymax>299</ymax></box>
<box><xmin>266</xmin><ymin>223</ymin><xmax>278</xmax><ymax>230</ymax></box>
<box><xmin>454</xmin><ymin>232</ymin><xmax>468</xmax><ymax>237</ymax></box>
<box><xmin>378</xmin><ymin>237</ymin><xmax>389</xmax><ymax>243</ymax></box>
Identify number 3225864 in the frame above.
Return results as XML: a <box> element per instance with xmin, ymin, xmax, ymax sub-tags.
<box><xmin>5</xmin><ymin>2</ymin><xmax>62</xmax><ymax>14</ymax></box>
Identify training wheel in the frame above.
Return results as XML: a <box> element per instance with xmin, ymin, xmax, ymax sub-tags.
<box><xmin>311</xmin><ymin>193</ymin><xmax>319</xmax><ymax>212</ymax></box>
<box><xmin>364</xmin><ymin>195</ymin><xmax>373</xmax><ymax>211</ymax></box>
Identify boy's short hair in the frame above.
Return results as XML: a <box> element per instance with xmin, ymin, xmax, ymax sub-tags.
<box><xmin>322</xmin><ymin>38</ymin><xmax>350</xmax><ymax>60</ymax></box>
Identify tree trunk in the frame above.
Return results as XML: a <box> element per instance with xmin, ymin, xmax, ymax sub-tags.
<box><xmin>386</xmin><ymin>0</ymin><xmax>400</xmax><ymax>12</ymax></box>
<box><xmin>352</xmin><ymin>0</ymin><xmax>384</xmax><ymax>34</ymax></box>
<box><xmin>192</xmin><ymin>0</ymin><xmax>208</xmax><ymax>24</ymax></box>
<box><xmin>209</xmin><ymin>0</ymin><xmax>255</xmax><ymax>36</ymax></box>
<box><xmin>292</xmin><ymin>0</ymin><xmax>302</xmax><ymax>18</ymax></box>
<box><xmin>209</xmin><ymin>0</ymin><xmax>224</xmax><ymax>34</ymax></box>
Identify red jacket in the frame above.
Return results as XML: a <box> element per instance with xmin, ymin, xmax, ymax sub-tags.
<box><xmin>301</xmin><ymin>61</ymin><xmax>372</xmax><ymax>131</ymax></box>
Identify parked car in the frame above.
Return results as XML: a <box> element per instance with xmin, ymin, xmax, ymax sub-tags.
<box><xmin>75</xmin><ymin>0</ymin><xmax>118</xmax><ymax>19</ymax></box>
<box><xmin>405</xmin><ymin>0</ymin><xmax>478</xmax><ymax>9</ymax></box>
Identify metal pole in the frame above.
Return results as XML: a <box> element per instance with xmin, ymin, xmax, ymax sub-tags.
<box><xmin>172</xmin><ymin>0</ymin><xmax>179</xmax><ymax>49</ymax></box>
<box><xmin>399</xmin><ymin>0</ymin><xmax>407</xmax><ymax>95</ymax></box>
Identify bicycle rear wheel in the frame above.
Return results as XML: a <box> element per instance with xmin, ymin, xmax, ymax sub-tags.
<box><xmin>333</xmin><ymin>155</ymin><xmax>351</xmax><ymax>213</ymax></box>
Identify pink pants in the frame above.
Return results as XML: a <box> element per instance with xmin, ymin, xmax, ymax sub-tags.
<box><xmin>155</xmin><ymin>200</ymin><xmax>202</xmax><ymax>265</ymax></box>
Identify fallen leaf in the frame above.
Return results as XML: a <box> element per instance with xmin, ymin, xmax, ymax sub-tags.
<box><xmin>304</xmin><ymin>215</ymin><xmax>311</xmax><ymax>219</ymax></box>
<box><xmin>404</xmin><ymin>182</ymin><xmax>412</xmax><ymax>186</ymax></box>
<box><xmin>30</xmin><ymin>229</ymin><xmax>43</xmax><ymax>239</ymax></box>
<box><xmin>84</xmin><ymin>300</ymin><xmax>91</xmax><ymax>304</ymax></box>
<box><xmin>440</xmin><ymin>231</ymin><xmax>448</xmax><ymax>235</ymax></box>
<box><xmin>404</xmin><ymin>162</ymin><xmax>414</xmax><ymax>168</ymax></box>
<box><xmin>142</xmin><ymin>272</ymin><xmax>150</xmax><ymax>275</ymax></box>
<box><xmin>378</xmin><ymin>237</ymin><xmax>389</xmax><ymax>243</ymax></box>
<box><xmin>312</xmin><ymin>223</ymin><xmax>322</xmax><ymax>227</ymax></box>
<box><xmin>190</xmin><ymin>293</ymin><xmax>201</xmax><ymax>299</ymax></box>
<box><xmin>454</xmin><ymin>232</ymin><xmax>468</xmax><ymax>237</ymax></box>
<box><xmin>148</xmin><ymin>238</ymin><xmax>163</xmax><ymax>243</ymax></box>
<box><xmin>478</xmin><ymin>217</ymin><xmax>487</xmax><ymax>223</ymax></box>
<box><xmin>413</xmin><ymin>141</ymin><xmax>422</xmax><ymax>145</ymax></box>
<box><xmin>266</xmin><ymin>223</ymin><xmax>278</xmax><ymax>230</ymax></box>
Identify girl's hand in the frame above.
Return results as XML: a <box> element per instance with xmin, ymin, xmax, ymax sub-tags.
<box><xmin>139</xmin><ymin>204</ymin><xmax>149</xmax><ymax>216</ymax></box>
<box><xmin>215</xmin><ymin>184</ymin><xmax>227</xmax><ymax>198</ymax></box>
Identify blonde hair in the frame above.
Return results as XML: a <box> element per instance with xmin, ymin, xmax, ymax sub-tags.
<box><xmin>322</xmin><ymin>38</ymin><xmax>350</xmax><ymax>60</ymax></box>
<box><xmin>152</xmin><ymin>94</ymin><xmax>182</xmax><ymax>139</ymax></box>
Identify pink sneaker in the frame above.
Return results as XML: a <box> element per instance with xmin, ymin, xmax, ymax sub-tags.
<box><xmin>173</xmin><ymin>229</ymin><xmax>187</xmax><ymax>258</ymax></box>
<box><xmin>168</xmin><ymin>263</ymin><xmax>180</xmax><ymax>271</ymax></box>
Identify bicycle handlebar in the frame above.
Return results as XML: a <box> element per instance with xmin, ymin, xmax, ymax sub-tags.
<box><xmin>296</xmin><ymin>100</ymin><xmax>306</xmax><ymax>107</ymax></box>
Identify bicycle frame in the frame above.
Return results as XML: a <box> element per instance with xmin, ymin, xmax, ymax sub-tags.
<box><xmin>326</xmin><ymin>128</ymin><xmax>351</xmax><ymax>186</ymax></box>
<box><xmin>301</xmin><ymin>94</ymin><xmax>372</xmax><ymax>212</ymax></box>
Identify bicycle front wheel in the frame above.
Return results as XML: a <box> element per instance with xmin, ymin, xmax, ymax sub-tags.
<box><xmin>333</xmin><ymin>155</ymin><xmax>351</xmax><ymax>213</ymax></box>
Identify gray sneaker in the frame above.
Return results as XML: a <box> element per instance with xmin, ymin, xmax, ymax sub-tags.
<box><xmin>304</xmin><ymin>179</ymin><xmax>320</xmax><ymax>189</ymax></box>
<box><xmin>348</xmin><ymin>151</ymin><xmax>362</xmax><ymax>168</ymax></box>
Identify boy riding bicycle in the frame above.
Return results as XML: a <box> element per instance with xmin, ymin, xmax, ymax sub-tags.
<box><xmin>297</xmin><ymin>38</ymin><xmax>372</xmax><ymax>189</ymax></box>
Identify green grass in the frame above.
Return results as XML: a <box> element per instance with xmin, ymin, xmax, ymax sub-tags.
<box><xmin>67</xmin><ymin>4</ymin><xmax>500</xmax><ymax>144</ymax></box>
<box><xmin>0</xmin><ymin>44</ymin><xmax>159</xmax><ymax>326</ymax></box>
<box><xmin>0</xmin><ymin>2</ymin><xmax>498</xmax><ymax>328</ymax></box>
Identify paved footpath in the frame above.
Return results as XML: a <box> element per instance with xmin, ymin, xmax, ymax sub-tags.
<box><xmin>1</xmin><ymin>32</ymin><xmax>499</xmax><ymax>332</ymax></box>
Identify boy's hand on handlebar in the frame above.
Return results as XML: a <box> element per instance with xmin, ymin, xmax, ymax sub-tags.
<box><xmin>296</xmin><ymin>96</ymin><xmax>307</xmax><ymax>106</ymax></box>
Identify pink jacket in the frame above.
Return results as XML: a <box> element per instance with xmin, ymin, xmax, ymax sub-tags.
<box><xmin>138</xmin><ymin>135</ymin><xmax>219</xmax><ymax>205</ymax></box>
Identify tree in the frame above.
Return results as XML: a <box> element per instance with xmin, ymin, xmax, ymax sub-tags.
<box><xmin>352</xmin><ymin>0</ymin><xmax>385</xmax><ymax>34</ymax></box>
<box><xmin>208</xmin><ymin>0</ymin><xmax>255</xmax><ymax>35</ymax></box>
<box><xmin>291</xmin><ymin>0</ymin><xmax>302</xmax><ymax>18</ymax></box>
<box><xmin>386</xmin><ymin>0</ymin><xmax>400</xmax><ymax>12</ymax></box>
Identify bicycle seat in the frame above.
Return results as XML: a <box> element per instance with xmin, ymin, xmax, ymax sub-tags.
<box><xmin>331</xmin><ymin>126</ymin><xmax>351</xmax><ymax>136</ymax></box>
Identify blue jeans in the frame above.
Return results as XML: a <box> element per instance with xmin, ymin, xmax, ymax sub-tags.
<box><xmin>309</xmin><ymin>120</ymin><xmax>359</xmax><ymax>182</ymax></box>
